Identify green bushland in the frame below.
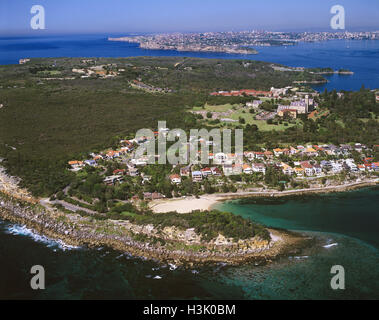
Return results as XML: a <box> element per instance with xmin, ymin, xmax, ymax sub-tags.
<box><xmin>0</xmin><ymin>57</ymin><xmax>378</xmax><ymax>198</ymax></box>
<box><xmin>107</xmin><ymin>203</ymin><xmax>270</xmax><ymax>241</ymax></box>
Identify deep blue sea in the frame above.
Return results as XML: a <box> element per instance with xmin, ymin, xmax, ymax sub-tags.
<box><xmin>0</xmin><ymin>34</ymin><xmax>379</xmax><ymax>299</ymax></box>
<box><xmin>0</xmin><ymin>34</ymin><xmax>379</xmax><ymax>91</ymax></box>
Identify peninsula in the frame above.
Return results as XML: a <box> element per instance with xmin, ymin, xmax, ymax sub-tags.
<box><xmin>108</xmin><ymin>35</ymin><xmax>258</xmax><ymax>55</ymax></box>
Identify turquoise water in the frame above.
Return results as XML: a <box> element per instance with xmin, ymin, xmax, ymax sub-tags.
<box><xmin>1</xmin><ymin>187</ymin><xmax>379</xmax><ymax>299</ymax></box>
<box><xmin>213</xmin><ymin>187</ymin><xmax>379</xmax><ymax>299</ymax></box>
<box><xmin>214</xmin><ymin>187</ymin><xmax>379</xmax><ymax>249</ymax></box>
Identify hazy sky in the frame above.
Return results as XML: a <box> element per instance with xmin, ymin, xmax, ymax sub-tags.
<box><xmin>1</xmin><ymin>0</ymin><xmax>378</xmax><ymax>35</ymax></box>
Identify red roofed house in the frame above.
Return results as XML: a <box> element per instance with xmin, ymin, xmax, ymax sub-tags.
<box><xmin>170</xmin><ymin>174</ymin><xmax>182</xmax><ymax>184</ymax></box>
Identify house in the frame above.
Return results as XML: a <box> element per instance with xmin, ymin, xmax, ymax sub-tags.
<box><xmin>289</xmin><ymin>146</ymin><xmax>298</xmax><ymax>155</ymax></box>
<box><xmin>192</xmin><ymin>171</ymin><xmax>203</xmax><ymax>182</ymax></box>
<box><xmin>214</xmin><ymin>153</ymin><xmax>227</xmax><ymax>164</ymax></box>
<box><xmin>201</xmin><ymin>167</ymin><xmax>212</xmax><ymax>177</ymax></box>
<box><xmin>68</xmin><ymin>160</ymin><xmax>84</xmax><ymax>169</ymax></box>
<box><xmin>340</xmin><ymin>144</ymin><xmax>352</xmax><ymax>152</ymax></box>
<box><xmin>354</xmin><ymin>143</ymin><xmax>366</xmax><ymax>152</ymax></box>
<box><xmin>242</xmin><ymin>164</ymin><xmax>253</xmax><ymax>174</ymax></box>
<box><xmin>253</xmin><ymin>152</ymin><xmax>265</xmax><ymax>160</ymax></box>
<box><xmin>104</xmin><ymin>175</ymin><xmax>124</xmax><ymax>185</ymax></box>
<box><xmin>295</xmin><ymin>167</ymin><xmax>304</xmax><ymax>176</ymax></box>
<box><xmin>304</xmin><ymin>147</ymin><xmax>318</xmax><ymax>157</ymax></box>
<box><xmin>273</xmin><ymin>148</ymin><xmax>284</xmax><ymax>157</ymax></box>
<box><xmin>331</xmin><ymin>163</ymin><xmax>343</xmax><ymax>173</ymax></box>
<box><xmin>281</xmin><ymin>163</ymin><xmax>294</xmax><ymax>175</ymax></box>
<box><xmin>222</xmin><ymin>164</ymin><xmax>233</xmax><ymax>176</ymax></box>
<box><xmin>128</xmin><ymin>167</ymin><xmax>139</xmax><ymax>177</ymax></box>
<box><xmin>246</xmin><ymin>100</ymin><xmax>263</xmax><ymax>109</ymax></box>
<box><xmin>106</xmin><ymin>150</ymin><xmax>121</xmax><ymax>159</ymax></box>
<box><xmin>277</xmin><ymin>108</ymin><xmax>298</xmax><ymax>119</ymax></box>
<box><xmin>232</xmin><ymin>163</ymin><xmax>242</xmax><ymax>175</ymax></box>
<box><xmin>180</xmin><ymin>166</ymin><xmax>191</xmax><ymax>177</ymax></box>
<box><xmin>244</xmin><ymin>151</ymin><xmax>255</xmax><ymax>160</ymax></box>
<box><xmin>251</xmin><ymin>163</ymin><xmax>266</xmax><ymax>174</ymax></box>
<box><xmin>170</xmin><ymin>174</ymin><xmax>182</xmax><ymax>184</ymax></box>
<box><xmin>131</xmin><ymin>158</ymin><xmax>147</xmax><ymax>166</ymax></box>
<box><xmin>84</xmin><ymin>159</ymin><xmax>97</xmax><ymax>167</ymax></box>
<box><xmin>211</xmin><ymin>167</ymin><xmax>222</xmax><ymax>176</ymax></box>
<box><xmin>264</xmin><ymin>151</ymin><xmax>274</xmax><ymax>159</ymax></box>
<box><xmin>320</xmin><ymin>160</ymin><xmax>332</xmax><ymax>170</ymax></box>
<box><xmin>113</xmin><ymin>169</ymin><xmax>126</xmax><ymax>175</ymax></box>
<box><xmin>313</xmin><ymin>164</ymin><xmax>323</xmax><ymax>175</ymax></box>
<box><xmin>301</xmin><ymin>161</ymin><xmax>314</xmax><ymax>176</ymax></box>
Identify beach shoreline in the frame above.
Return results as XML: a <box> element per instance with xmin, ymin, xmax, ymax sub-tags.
<box><xmin>150</xmin><ymin>179</ymin><xmax>379</xmax><ymax>214</ymax></box>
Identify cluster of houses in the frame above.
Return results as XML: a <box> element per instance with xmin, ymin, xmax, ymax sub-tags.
<box><xmin>168</xmin><ymin>143</ymin><xmax>378</xmax><ymax>184</ymax></box>
<box><xmin>68</xmin><ymin>135</ymin><xmax>378</xmax><ymax>188</ymax></box>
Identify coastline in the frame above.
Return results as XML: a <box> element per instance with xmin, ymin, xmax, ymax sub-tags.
<box><xmin>150</xmin><ymin>179</ymin><xmax>379</xmax><ymax>214</ymax></box>
<box><xmin>0</xmin><ymin>166</ymin><xmax>376</xmax><ymax>266</ymax></box>
<box><xmin>0</xmin><ymin>196</ymin><xmax>310</xmax><ymax>266</ymax></box>
<box><xmin>0</xmin><ymin>167</ymin><xmax>310</xmax><ymax>266</ymax></box>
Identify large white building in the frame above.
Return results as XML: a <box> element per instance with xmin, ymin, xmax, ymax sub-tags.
<box><xmin>277</xmin><ymin>95</ymin><xmax>315</xmax><ymax>114</ymax></box>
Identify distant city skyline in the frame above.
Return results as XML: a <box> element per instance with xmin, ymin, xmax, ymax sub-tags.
<box><xmin>1</xmin><ymin>0</ymin><xmax>379</xmax><ymax>35</ymax></box>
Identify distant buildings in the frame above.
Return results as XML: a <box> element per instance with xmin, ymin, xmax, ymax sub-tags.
<box><xmin>19</xmin><ymin>58</ymin><xmax>30</xmax><ymax>65</ymax></box>
<box><xmin>210</xmin><ymin>89</ymin><xmax>272</xmax><ymax>97</ymax></box>
<box><xmin>277</xmin><ymin>95</ymin><xmax>315</xmax><ymax>117</ymax></box>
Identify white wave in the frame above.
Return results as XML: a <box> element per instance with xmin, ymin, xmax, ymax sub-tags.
<box><xmin>153</xmin><ymin>275</ymin><xmax>162</xmax><ymax>280</ymax></box>
<box><xmin>323</xmin><ymin>243</ymin><xmax>338</xmax><ymax>249</ymax></box>
<box><xmin>168</xmin><ymin>263</ymin><xmax>178</xmax><ymax>271</ymax></box>
<box><xmin>294</xmin><ymin>256</ymin><xmax>309</xmax><ymax>260</ymax></box>
<box><xmin>5</xmin><ymin>224</ymin><xmax>81</xmax><ymax>251</ymax></box>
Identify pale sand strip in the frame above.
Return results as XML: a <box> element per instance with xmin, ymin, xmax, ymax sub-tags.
<box><xmin>150</xmin><ymin>179</ymin><xmax>379</xmax><ymax>214</ymax></box>
<box><xmin>150</xmin><ymin>195</ymin><xmax>222</xmax><ymax>213</ymax></box>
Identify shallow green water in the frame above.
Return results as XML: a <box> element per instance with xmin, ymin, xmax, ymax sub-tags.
<box><xmin>213</xmin><ymin>187</ymin><xmax>379</xmax><ymax>249</ymax></box>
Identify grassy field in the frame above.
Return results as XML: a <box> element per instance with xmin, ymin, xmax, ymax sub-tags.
<box><xmin>192</xmin><ymin>103</ymin><xmax>302</xmax><ymax>131</ymax></box>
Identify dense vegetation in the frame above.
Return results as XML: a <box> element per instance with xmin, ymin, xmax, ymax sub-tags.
<box><xmin>0</xmin><ymin>57</ymin><xmax>378</xmax><ymax>197</ymax></box>
<box><xmin>89</xmin><ymin>202</ymin><xmax>270</xmax><ymax>241</ymax></box>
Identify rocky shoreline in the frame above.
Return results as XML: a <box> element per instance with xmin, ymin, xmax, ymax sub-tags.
<box><xmin>0</xmin><ymin>191</ymin><xmax>311</xmax><ymax>267</ymax></box>
<box><xmin>1</xmin><ymin>169</ymin><xmax>376</xmax><ymax>266</ymax></box>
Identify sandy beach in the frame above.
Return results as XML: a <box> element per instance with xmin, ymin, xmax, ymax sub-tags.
<box><xmin>150</xmin><ymin>179</ymin><xmax>379</xmax><ymax>214</ymax></box>
<box><xmin>150</xmin><ymin>195</ymin><xmax>222</xmax><ymax>213</ymax></box>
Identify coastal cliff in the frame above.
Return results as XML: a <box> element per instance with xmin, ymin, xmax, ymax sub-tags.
<box><xmin>0</xmin><ymin>165</ymin><xmax>309</xmax><ymax>266</ymax></box>
<box><xmin>0</xmin><ymin>193</ymin><xmax>309</xmax><ymax>266</ymax></box>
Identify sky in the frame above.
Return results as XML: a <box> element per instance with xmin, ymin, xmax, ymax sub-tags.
<box><xmin>0</xmin><ymin>0</ymin><xmax>378</xmax><ymax>35</ymax></box>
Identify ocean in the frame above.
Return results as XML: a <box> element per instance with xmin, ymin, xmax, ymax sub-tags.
<box><xmin>1</xmin><ymin>187</ymin><xmax>379</xmax><ymax>299</ymax></box>
<box><xmin>0</xmin><ymin>34</ymin><xmax>379</xmax><ymax>91</ymax></box>
<box><xmin>0</xmin><ymin>34</ymin><xmax>379</xmax><ymax>299</ymax></box>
